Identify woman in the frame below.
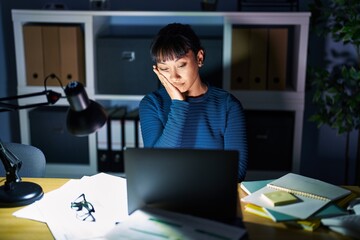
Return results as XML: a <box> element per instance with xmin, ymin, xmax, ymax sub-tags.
<box><xmin>139</xmin><ymin>23</ymin><xmax>248</xmax><ymax>181</ymax></box>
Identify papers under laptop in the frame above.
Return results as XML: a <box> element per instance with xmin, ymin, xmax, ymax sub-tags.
<box><xmin>124</xmin><ymin>148</ymin><xmax>240</xmax><ymax>225</ymax></box>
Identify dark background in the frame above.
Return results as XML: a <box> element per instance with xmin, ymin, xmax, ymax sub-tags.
<box><xmin>0</xmin><ymin>0</ymin><xmax>358</xmax><ymax>184</ymax></box>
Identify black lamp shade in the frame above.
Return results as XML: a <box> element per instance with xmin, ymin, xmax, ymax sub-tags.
<box><xmin>65</xmin><ymin>81</ymin><xmax>107</xmax><ymax>136</ymax></box>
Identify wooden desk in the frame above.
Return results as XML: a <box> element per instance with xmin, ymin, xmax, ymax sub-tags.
<box><xmin>0</xmin><ymin>178</ymin><xmax>358</xmax><ymax>240</ymax></box>
<box><xmin>0</xmin><ymin>178</ymin><xmax>69</xmax><ymax>240</ymax></box>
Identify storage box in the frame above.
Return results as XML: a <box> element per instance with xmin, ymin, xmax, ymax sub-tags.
<box><xmin>96</xmin><ymin>36</ymin><xmax>223</xmax><ymax>95</ymax></box>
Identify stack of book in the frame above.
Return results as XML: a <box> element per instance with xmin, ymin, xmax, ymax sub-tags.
<box><xmin>240</xmin><ymin>173</ymin><xmax>356</xmax><ymax>231</ymax></box>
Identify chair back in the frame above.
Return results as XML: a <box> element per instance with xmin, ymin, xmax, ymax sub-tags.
<box><xmin>0</xmin><ymin>142</ymin><xmax>46</xmax><ymax>178</ymax></box>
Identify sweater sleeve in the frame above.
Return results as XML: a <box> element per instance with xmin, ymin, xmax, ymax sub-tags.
<box><xmin>139</xmin><ymin>95</ymin><xmax>189</xmax><ymax>147</ymax></box>
<box><xmin>224</xmin><ymin>95</ymin><xmax>248</xmax><ymax>182</ymax></box>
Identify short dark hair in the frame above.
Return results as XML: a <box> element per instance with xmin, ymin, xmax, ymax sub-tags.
<box><xmin>150</xmin><ymin>23</ymin><xmax>204</xmax><ymax>63</ymax></box>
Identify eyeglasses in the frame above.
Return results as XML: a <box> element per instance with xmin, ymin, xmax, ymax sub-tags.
<box><xmin>71</xmin><ymin>193</ymin><xmax>96</xmax><ymax>222</ymax></box>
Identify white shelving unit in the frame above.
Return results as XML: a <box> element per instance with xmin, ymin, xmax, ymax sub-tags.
<box><xmin>12</xmin><ymin>10</ymin><xmax>310</xmax><ymax>178</ymax></box>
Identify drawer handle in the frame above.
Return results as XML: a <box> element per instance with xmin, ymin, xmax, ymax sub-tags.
<box><xmin>121</xmin><ymin>51</ymin><xmax>135</xmax><ymax>62</ymax></box>
<box><xmin>256</xmin><ymin>134</ymin><xmax>268</xmax><ymax>140</ymax></box>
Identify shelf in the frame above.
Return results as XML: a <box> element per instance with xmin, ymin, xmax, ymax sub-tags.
<box><xmin>12</xmin><ymin>10</ymin><xmax>310</xmax><ymax>177</ymax></box>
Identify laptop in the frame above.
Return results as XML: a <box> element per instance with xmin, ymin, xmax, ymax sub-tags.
<box><xmin>124</xmin><ymin>148</ymin><xmax>239</xmax><ymax>223</ymax></box>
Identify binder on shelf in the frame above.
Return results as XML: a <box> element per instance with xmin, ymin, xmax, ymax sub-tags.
<box><xmin>59</xmin><ymin>26</ymin><xmax>85</xmax><ymax>84</ymax></box>
<box><xmin>97</xmin><ymin>107</ymin><xmax>127</xmax><ymax>173</ymax></box>
<box><xmin>23</xmin><ymin>25</ymin><xmax>45</xmax><ymax>86</ymax></box>
<box><xmin>231</xmin><ymin>28</ymin><xmax>251</xmax><ymax>90</ymax></box>
<box><xmin>110</xmin><ymin>107</ymin><xmax>127</xmax><ymax>151</ymax></box>
<box><xmin>109</xmin><ymin>107</ymin><xmax>127</xmax><ymax>172</ymax></box>
<box><xmin>23</xmin><ymin>24</ymin><xmax>85</xmax><ymax>86</ymax></box>
<box><xmin>138</xmin><ymin>121</ymin><xmax>144</xmax><ymax>148</ymax></box>
<box><xmin>97</xmin><ymin>107</ymin><xmax>117</xmax><ymax>172</ymax></box>
<box><xmin>42</xmin><ymin>26</ymin><xmax>61</xmax><ymax>80</ymax></box>
<box><xmin>124</xmin><ymin>108</ymin><xmax>141</xmax><ymax>148</ymax></box>
<box><xmin>268</xmin><ymin>28</ymin><xmax>288</xmax><ymax>90</ymax></box>
<box><xmin>249</xmin><ymin>28</ymin><xmax>268</xmax><ymax>90</ymax></box>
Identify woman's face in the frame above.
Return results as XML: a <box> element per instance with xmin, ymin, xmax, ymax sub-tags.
<box><xmin>156</xmin><ymin>50</ymin><xmax>204</xmax><ymax>94</ymax></box>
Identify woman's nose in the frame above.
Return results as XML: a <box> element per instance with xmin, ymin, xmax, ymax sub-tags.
<box><xmin>169</xmin><ymin>70</ymin><xmax>180</xmax><ymax>82</ymax></box>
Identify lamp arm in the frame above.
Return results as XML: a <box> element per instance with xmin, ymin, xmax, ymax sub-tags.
<box><xmin>0</xmin><ymin>90</ymin><xmax>62</xmax><ymax>112</ymax></box>
<box><xmin>0</xmin><ymin>141</ymin><xmax>22</xmax><ymax>190</ymax></box>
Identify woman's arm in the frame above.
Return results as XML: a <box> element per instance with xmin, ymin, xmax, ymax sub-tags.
<box><xmin>139</xmin><ymin>96</ymin><xmax>189</xmax><ymax>147</ymax></box>
<box><xmin>224</xmin><ymin>96</ymin><xmax>248</xmax><ymax>182</ymax></box>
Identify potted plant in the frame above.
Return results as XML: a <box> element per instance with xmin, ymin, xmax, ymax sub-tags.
<box><xmin>308</xmin><ymin>0</ymin><xmax>360</xmax><ymax>184</ymax></box>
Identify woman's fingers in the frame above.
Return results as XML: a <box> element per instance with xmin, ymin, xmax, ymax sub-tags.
<box><xmin>153</xmin><ymin>66</ymin><xmax>167</xmax><ymax>86</ymax></box>
<box><xmin>152</xmin><ymin>65</ymin><xmax>184</xmax><ymax>100</ymax></box>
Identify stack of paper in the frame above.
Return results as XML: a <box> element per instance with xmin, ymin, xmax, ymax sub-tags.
<box><xmin>240</xmin><ymin>173</ymin><xmax>351</xmax><ymax>231</ymax></box>
<box><xmin>106</xmin><ymin>207</ymin><xmax>247</xmax><ymax>240</ymax></box>
<box><xmin>14</xmin><ymin>173</ymin><xmax>129</xmax><ymax>239</ymax></box>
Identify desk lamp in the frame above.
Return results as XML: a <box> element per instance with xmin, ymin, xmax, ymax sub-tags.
<box><xmin>0</xmin><ymin>74</ymin><xmax>107</xmax><ymax>207</ymax></box>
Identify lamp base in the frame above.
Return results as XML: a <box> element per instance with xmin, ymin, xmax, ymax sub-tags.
<box><xmin>0</xmin><ymin>181</ymin><xmax>44</xmax><ymax>207</ymax></box>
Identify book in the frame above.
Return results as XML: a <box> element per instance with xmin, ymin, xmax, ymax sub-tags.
<box><xmin>241</xmin><ymin>173</ymin><xmax>351</xmax><ymax>219</ymax></box>
<box><xmin>262</xmin><ymin>191</ymin><xmax>298</xmax><ymax>206</ymax></box>
<box><xmin>244</xmin><ymin>203</ymin><xmax>272</xmax><ymax>220</ymax></box>
<box><xmin>244</xmin><ymin>203</ymin><xmax>322</xmax><ymax>231</ymax></box>
<box><xmin>240</xmin><ymin>179</ymin><xmax>274</xmax><ymax>195</ymax></box>
<box><xmin>267</xmin><ymin>173</ymin><xmax>351</xmax><ymax>202</ymax></box>
<box><xmin>265</xmin><ymin>203</ymin><xmax>347</xmax><ymax>222</ymax></box>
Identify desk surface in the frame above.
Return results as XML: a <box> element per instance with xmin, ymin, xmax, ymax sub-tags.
<box><xmin>0</xmin><ymin>178</ymin><xmax>358</xmax><ymax>240</ymax></box>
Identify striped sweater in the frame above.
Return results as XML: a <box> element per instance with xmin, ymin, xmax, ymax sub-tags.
<box><xmin>139</xmin><ymin>85</ymin><xmax>248</xmax><ymax>181</ymax></box>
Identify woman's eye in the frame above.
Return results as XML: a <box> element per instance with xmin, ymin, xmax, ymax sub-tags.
<box><xmin>178</xmin><ymin>63</ymin><xmax>186</xmax><ymax>68</ymax></box>
<box><xmin>159</xmin><ymin>68</ymin><xmax>168</xmax><ymax>72</ymax></box>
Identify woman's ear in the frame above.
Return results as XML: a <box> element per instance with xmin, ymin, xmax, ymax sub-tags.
<box><xmin>197</xmin><ymin>49</ymin><xmax>205</xmax><ymax>67</ymax></box>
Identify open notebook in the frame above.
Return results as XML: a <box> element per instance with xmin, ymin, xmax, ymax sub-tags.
<box><xmin>241</xmin><ymin>173</ymin><xmax>351</xmax><ymax>219</ymax></box>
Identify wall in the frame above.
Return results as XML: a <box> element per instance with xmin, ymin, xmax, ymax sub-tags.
<box><xmin>0</xmin><ymin>2</ymin><xmax>10</xmax><ymax>140</ymax></box>
<box><xmin>0</xmin><ymin>0</ymin><xmax>358</xmax><ymax>184</ymax></box>
<box><xmin>0</xmin><ymin>1</ymin><xmax>11</xmax><ymax>142</ymax></box>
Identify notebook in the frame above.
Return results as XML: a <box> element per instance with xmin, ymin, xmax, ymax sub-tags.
<box><xmin>267</xmin><ymin>173</ymin><xmax>351</xmax><ymax>201</ymax></box>
<box><xmin>241</xmin><ymin>173</ymin><xmax>351</xmax><ymax>219</ymax></box>
<box><xmin>124</xmin><ymin>148</ymin><xmax>239</xmax><ymax>224</ymax></box>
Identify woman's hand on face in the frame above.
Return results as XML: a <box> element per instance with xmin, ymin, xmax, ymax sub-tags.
<box><xmin>153</xmin><ymin>65</ymin><xmax>185</xmax><ymax>101</ymax></box>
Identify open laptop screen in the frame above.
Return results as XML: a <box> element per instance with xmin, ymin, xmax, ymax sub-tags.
<box><xmin>124</xmin><ymin>148</ymin><xmax>239</xmax><ymax>223</ymax></box>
